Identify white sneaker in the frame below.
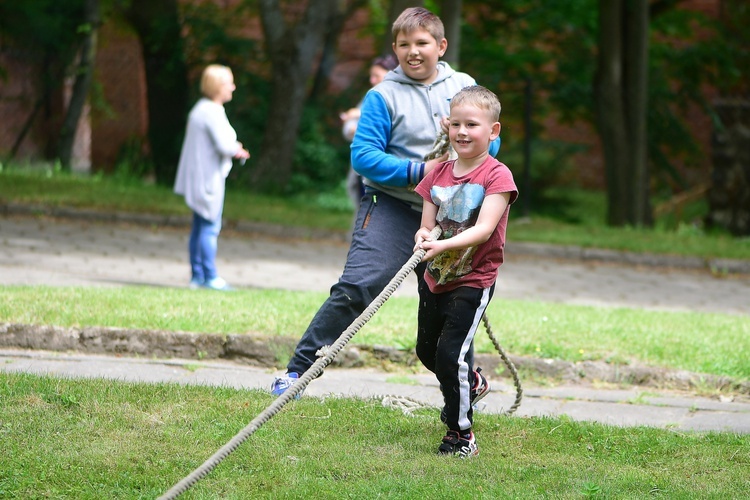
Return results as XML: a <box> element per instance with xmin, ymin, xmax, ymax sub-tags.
<box><xmin>202</xmin><ymin>277</ymin><xmax>232</xmax><ymax>291</ymax></box>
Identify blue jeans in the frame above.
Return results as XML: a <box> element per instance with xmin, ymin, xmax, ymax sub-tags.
<box><xmin>189</xmin><ymin>211</ymin><xmax>222</xmax><ymax>283</ymax></box>
<box><xmin>287</xmin><ymin>190</ymin><xmax>427</xmax><ymax>374</ymax></box>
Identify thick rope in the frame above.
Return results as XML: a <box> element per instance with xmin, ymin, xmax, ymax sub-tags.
<box><xmin>424</xmin><ymin>130</ymin><xmax>451</xmax><ymax>161</ymax></box>
<box><xmin>158</xmin><ymin>228</ymin><xmax>440</xmax><ymax>500</ymax></box>
<box><xmin>481</xmin><ymin>314</ymin><xmax>523</xmax><ymax>415</ymax></box>
<box><xmin>371</xmin><ymin>314</ymin><xmax>523</xmax><ymax>418</ymax></box>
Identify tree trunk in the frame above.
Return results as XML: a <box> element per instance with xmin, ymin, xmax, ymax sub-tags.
<box><xmin>625</xmin><ymin>0</ymin><xmax>651</xmax><ymax>225</ymax></box>
<box><xmin>252</xmin><ymin>0</ymin><xmax>340</xmax><ymax>190</ymax></box>
<box><xmin>594</xmin><ymin>0</ymin><xmax>651</xmax><ymax>227</ymax></box>
<box><xmin>441</xmin><ymin>0</ymin><xmax>462</xmax><ymax>67</ymax></box>
<box><xmin>57</xmin><ymin>0</ymin><xmax>99</xmax><ymax>171</ymax></box>
<box><xmin>309</xmin><ymin>0</ymin><xmax>366</xmax><ymax>102</ymax></box>
<box><xmin>127</xmin><ymin>0</ymin><xmax>188</xmax><ymax>186</ymax></box>
<box><xmin>595</xmin><ymin>0</ymin><xmax>629</xmax><ymax>225</ymax></box>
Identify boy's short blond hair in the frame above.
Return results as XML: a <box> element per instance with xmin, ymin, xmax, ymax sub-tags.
<box><xmin>392</xmin><ymin>7</ymin><xmax>445</xmax><ymax>43</ymax></box>
<box><xmin>450</xmin><ymin>85</ymin><xmax>502</xmax><ymax>122</ymax></box>
<box><xmin>200</xmin><ymin>64</ymin><xmax>233</xmax><ymax>99</ymax></box>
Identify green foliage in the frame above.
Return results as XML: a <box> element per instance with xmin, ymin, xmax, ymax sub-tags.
<box><xmin>718</xmin><ymin>0</ymin><xmax>749</xmax><ymax>95</ymax></box>
<box><xmin>289</xmin><ymin>105</ymin><xmax>349</xmax><ymax>194</ymax></box>
<box><xmin>112</xmin><ymin>136</ymin><xmax>154</xmax><ymax>182</ymax></box>
<box><xmin>461</xmin><ymin>0</ymin><xmax>747</xmax><ymax>200</ymax></box>
<box><xmin>180</xmin><ymin>1</ymin><xmax>262</xmax><ymax>79</ymax></box>
<box><xmin>500</xmin><ymin>138</ymin><xmax>584</xmax><ymax>195</ymax></box>
<box><xmin>0</xmin><ymin>0</ymin><xmax>86</xmax><ymax>53</ymax></box>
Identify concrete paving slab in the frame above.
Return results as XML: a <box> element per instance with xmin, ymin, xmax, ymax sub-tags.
<box><xmin>2</xmin><ymin>349</ymin><xmax>748</xmax><ymax>434</ymax></box>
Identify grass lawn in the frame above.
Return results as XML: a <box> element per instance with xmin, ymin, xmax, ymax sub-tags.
<box><xmin>2</xmin><ymin>372</ymin><xmax>748</xmax><ymax>499</ymax></box>
<box><xmin>1</xmin><ymin>165</ymin><xmax>749</xmax><ymax>261</ymax></box>
<box><xmin>1</xmin><ymin>286</ymin><xmax>748</xmax><ymax>383</ymax></box>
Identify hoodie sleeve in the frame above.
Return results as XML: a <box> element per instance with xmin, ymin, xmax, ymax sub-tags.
<box><xmin>350</xmin><ymin>91</ymin><xmax>413</xmax><ymax>187</ymax></box>
<box><xmin>490</xmin><ymin>137</ymin><xmax>501</xmax><ymax>157</ymax></box>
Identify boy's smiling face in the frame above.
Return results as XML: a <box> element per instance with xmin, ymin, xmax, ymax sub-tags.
<box><xmin>393</xmin><ymin>27</ymin><xmax>447</xmax><ymax>84</ymax></box>
<box><xmin>448</xmin><ymin>103</ymin><xmax>501</xmax><ymax>162</ymax></box>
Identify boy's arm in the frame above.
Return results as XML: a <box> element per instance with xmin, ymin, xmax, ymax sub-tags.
<box><xmin>414</xmin><ymin>200</ymin><xmax>439</xmax><ymax>252</ymax></box>
<box><xmin>418</xmin><ymin>192</ymin><xmax>511</xmax><ymax>261</ymax></box>
<box><xmin>351</xmin><ymin>92</ymin><xmax>426</xmax><ymax>186</ymax></box>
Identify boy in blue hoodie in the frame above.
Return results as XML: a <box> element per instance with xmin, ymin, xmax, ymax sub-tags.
<box><xmin>271</xmin><ymin>7</ymin><xmax>500</xmax><ymax>424</ymax></box>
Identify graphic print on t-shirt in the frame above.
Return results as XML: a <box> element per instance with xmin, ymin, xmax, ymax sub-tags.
<box><xmin>427</xmin><ymin>182</ymin><xmax>485</xmax><ymax>285</ymax></box>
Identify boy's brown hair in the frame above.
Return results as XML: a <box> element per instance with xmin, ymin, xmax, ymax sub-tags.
<box><xmin>450</xmin><ymin>85</ymin><xmax>502</xmax><ymax>122</ymax></box>
<box><xmin>391</xmin><ymin>7</ymin><xmax>445</xmax><ymax>43</ymax></box>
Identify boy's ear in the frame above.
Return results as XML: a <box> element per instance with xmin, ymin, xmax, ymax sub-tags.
<box><xmin>491</xmin><ymin>122</ymin><xmax>501</xmax><ymax>139</ymax></box>
<box><xmin>438</xmin><ymin>38</ymin><xmax>448</xmax><ymax>57</ymax></box>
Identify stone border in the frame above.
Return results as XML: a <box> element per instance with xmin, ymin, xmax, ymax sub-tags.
<box><xmin>2</xmin><ymin>323</ymin><xmax>747</xmax><ymax>395</ymax></box>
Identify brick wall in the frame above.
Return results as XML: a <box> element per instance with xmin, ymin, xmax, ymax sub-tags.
<box><xmin>91</xmin><ymin>21</ymin><xmax>148</xmax><ymax>172</ymax></box>
<box><xmin>0</xmin><ymin>47</ymin><xmax>48</xmax><ymax>161</ymax></box>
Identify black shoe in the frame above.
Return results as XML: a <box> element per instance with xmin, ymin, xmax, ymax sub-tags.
<box><xmin>438</xmin><ymin>430</ymin><xmax>479</xmax><ymax>458</ymax></box>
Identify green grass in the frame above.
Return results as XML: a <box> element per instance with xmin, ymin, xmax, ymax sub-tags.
<box><xmin>1</xmin><ymin>164</ymin><xmax>749</xmax><ymax>260</ymax></box>
<box><xmin>1</xmin><ymin>372</ymin><xmax>748</xmax><ymax>499</ymax></box>
<box><xmin>0</xmin><ymin>165</ymin><xmax>353</xmax><ymax>232</ymax></box>
<box><xmin>1</xmin><ymin>286</ymin><xmax>748</xmax><ymax>382</ymax></box>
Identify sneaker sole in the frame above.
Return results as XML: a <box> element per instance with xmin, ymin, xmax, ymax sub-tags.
<box><xmin>472</xmin><ymin>380</ymin><xmax>490</xmax><ymax>407</ymax></box>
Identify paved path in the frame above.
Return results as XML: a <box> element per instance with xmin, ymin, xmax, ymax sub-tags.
<box><xmin>2</xmin><ymin>215</ymin><xmax>748</xmax><ymax>315</ymax></box>
<box><xmin>1</xmin><ymin>213</ymin><xmax>749</xmax><ymax>434</ymax></box>
<box><xmin>2</xmin><ymin>349</ymin><xmax>748</xmax><ymax>434</ymax></box>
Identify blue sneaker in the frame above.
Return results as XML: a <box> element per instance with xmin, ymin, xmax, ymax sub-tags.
<box><xmin>271</xmin><ymin>372</ymin><xmax>302</xmax><ymax>398</ymax></box>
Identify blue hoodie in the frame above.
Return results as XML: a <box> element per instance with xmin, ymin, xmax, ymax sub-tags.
<box><xmin>351</xmin><ymin>61</ymin><xmax>500</xmax><ymax>210</ymax></box>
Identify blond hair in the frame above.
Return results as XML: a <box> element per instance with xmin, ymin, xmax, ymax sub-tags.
<box><xmin>450</xmin><ymin>85</ymin><xmax>502</xmax><ymax>121</ymax></box>
<box><xmin>200</xmin><ymin>64</ymin><xmax>233</xmax><ymax>99</ymax></box>
<box><xmin>392</xmin><ymin>7</ymin><xmax>445</xmax><ymax>43</ymax></box>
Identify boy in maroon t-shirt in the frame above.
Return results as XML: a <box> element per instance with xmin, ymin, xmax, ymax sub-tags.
<box><xmin>414</xmin><ymin>85</ymin><xmax>518</xmax><ymax>458</ymax></box>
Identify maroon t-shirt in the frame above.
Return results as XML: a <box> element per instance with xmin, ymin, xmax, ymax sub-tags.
<box><xmin>415</xmin><ymin>157</ymin><xmax>518</xmax><ymax>294</ymax></box>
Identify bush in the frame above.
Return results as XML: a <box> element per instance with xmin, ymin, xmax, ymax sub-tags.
<box><xmin>289</xmin><ymin>105</ymin><xmax>349</xmax><ymax>194</ymax></box>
